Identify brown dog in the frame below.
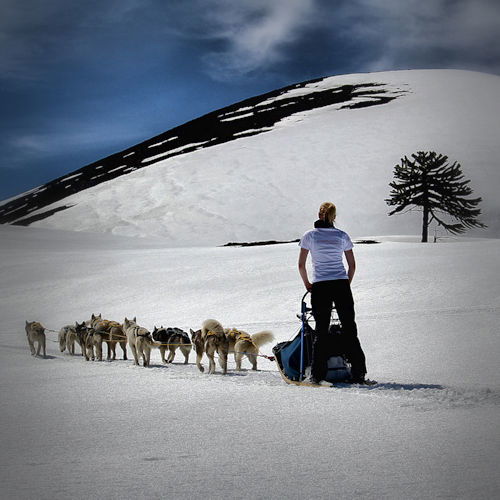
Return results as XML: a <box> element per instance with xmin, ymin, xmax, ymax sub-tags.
<box><xmin>88</xmin><ymin>313</ymin><xmax>127</xmax><ymax>361</ymax></box>
<box><xmin>190</xmin><ymin>319</ymin><xmax>229</xmax><ymax>375</ymax></box>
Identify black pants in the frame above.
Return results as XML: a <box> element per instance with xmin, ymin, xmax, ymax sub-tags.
<box><xmin>311</xmin><ymin>279</ymin><xmax>366</xmax><ymax>381</ymax></box>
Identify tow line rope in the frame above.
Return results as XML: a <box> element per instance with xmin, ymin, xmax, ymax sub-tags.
<box><xmin>227</xmin><ymin>350</ymin><xmax>275</xmax><ymax>361</ymax></box>
<box><xmin>44</xmin><ymin>329</ymin><xmax>275</xmax><ymax>360</ymax></box>
<box><xmin>45</xmin><ymin>329</ymin><xmax>187</xmax><ymax>345</ymax></box>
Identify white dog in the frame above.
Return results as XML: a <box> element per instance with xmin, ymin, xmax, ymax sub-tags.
<box><xmin>123</xmin><ymin>317</ymin><xmax>154</xmax><ymax>367</ymax></box>
<box><xmin>225</xmin><ymin>328</ymin><xmax>274</xmax><ymax>370</ymax></box>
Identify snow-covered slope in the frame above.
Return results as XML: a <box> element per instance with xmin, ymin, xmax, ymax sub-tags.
<box><xmin>2</xmin><ymin>70</ymin><xmax>500</xmax><ymax>245</ymax></box>
<box><xmin>1</xmin><ymin>225</ymin><xmax>499</xmax><ymax>499</ymax></box>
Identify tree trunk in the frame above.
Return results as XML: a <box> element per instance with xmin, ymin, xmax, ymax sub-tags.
<box><xmin>421</xmin><ymin>177</ymin><xmax>429</xmax><ymax>242</ymax></box>
<box><xmin>422</xmin><ymin>205</ymin><xmax>428</xmax><ymax>242</ymax></box>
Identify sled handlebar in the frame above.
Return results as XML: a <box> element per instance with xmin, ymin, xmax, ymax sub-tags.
<box><xmin>301</xmin><ymin>291</ymin><xmax>312</xmax><ymax>314</ymax></box>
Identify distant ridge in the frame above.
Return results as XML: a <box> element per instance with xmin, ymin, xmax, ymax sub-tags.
<box><xmin>222</xmin><ymin>239</ymin><xmax>300</xmax><ymax>247</ymax></box>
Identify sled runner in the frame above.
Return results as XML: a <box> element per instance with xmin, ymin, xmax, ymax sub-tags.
<box><xmin>273</xmin><ymin>291</ymin><xmax>353</xmax><ymax>387</ymax></box>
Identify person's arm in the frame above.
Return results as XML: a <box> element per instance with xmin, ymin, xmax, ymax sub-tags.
<box><xmin>298</xmin><ymin>248</ymin><xmax>312</xmax><ymax>291</ymax></box>
<box><xmin>345</xmin><ymin>249</ymin><xmax>356</xmax><ymax>283</ymax></box>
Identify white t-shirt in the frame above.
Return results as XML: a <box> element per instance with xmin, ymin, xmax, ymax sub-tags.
<box><xmin>299</xmin><ymin>227</ymin><xmax>353</xmax><ymax>282</ymax></box>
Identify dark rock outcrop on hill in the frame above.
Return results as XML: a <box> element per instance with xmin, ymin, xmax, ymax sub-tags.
<box><xmin>0</xmin><ymin>78</ymin><xmax>404</xmax><ymax>226</ymax></box>
<box><xmin>222</xmin><ymin>239</ymin><xmax>300</xmax><ymax>247</ymax></box>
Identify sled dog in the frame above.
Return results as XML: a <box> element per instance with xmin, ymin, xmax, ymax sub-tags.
<box><xmin>123</xmin><ymin>317</ymin><xmax>154</xmax><ymax>367</ymax></box>
<box><xmin>58</xmin><ymin>326</ymin><xmax>70</xmax><ymax>352</ymax></box>
<box><xmin>225</xmin><ymin>327</ymin><xmax>274</xmax><ymax>370</ymax></box>
<box><xmin>83</xmin><ymin>327</ymin><xmax>111</xmax><ymax>361</ymax></box>
<box><xmin>25</xmin><ymin>321</ymin><xmax>46</xmax><ymax>357</ymax></box>
<box><xmin>60</xmin><ymin>322</ymin><xmax>88</xmax><ymax>356</ymax></box>
<box><xmin>83</xmin><ymin>328</ymin><xmax>98</xmax><ymax>361</ymax></box>
<box><xmin>152</xmin><ymin>326</ymin><xmax>192</xmax><ymax>364</ymax></box>
<box><xmin>190</xmin><ymin>319</ymin><xmax>229</xmax><ymax>375</ymax></box>
<box><xmin>190</xmin><ymin>328</ymin><xmax>204</xmax><ymax>370</ymax></box>
<box><xmin>88</xmin><ymin>313</ymin><xmax>127</xmax><ymax>361</ymax></box>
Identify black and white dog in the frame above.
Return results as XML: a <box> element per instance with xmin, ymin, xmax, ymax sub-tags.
<box><xmin>152</xmin><ymin>327</ymin><xmax>192</xmax><ymax>364</ymax></box>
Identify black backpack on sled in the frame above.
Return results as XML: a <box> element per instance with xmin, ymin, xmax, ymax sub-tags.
<box><xmin>273</xmin><ymin>292</ymin><xmax>351</xmax><ymax>383</ymax></box>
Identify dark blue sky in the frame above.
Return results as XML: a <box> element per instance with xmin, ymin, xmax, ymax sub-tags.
<box><xmin>1</xmin><ymin>0</ymin><xmax>499</xmax><ymax>200</ymax></box>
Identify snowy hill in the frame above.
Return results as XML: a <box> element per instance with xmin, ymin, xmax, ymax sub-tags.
<box><xmin>1</xmin><ymin>70</ymin><xmax>499</xmax><ymax>245</ymax></box>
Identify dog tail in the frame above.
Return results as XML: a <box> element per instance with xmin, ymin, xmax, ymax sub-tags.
<box><xmin>251</xmin><ymin>331</ymin><xmax>274</xmax><ymax>348</ymax></box>
<box><xmin>201</xmin><ymin>319</ymin><xmax>225</xmax><ymax>337</ymax></box>
<box><xmin>140</xmin><ymin>335</ymin><xmax>159</xmax><ymax>347</ymax></box>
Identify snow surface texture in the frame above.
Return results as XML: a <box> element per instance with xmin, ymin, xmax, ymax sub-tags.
<box><xmin>1</xmin><ymin>225</ymin><xmax>499</xmax><ymax>499</ymax></box>
<box><xmin>3</xmin><ymin>70</ymin><xmax>499</xmax><ymax>244</ymax></box>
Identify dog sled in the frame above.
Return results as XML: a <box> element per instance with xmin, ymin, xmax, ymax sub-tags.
<box><xmin>273</xmin><ymin>292</ymin><xmax>352</xmax><ymax>387</ymax></box>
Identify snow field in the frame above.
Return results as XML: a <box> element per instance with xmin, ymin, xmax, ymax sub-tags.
<box><xmin>0</xmin><ymin>225</ymin><xmax>499</xmax><ymax>499</ymax></box>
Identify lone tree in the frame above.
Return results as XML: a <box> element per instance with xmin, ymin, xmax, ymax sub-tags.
<box><xmin>386</xmin><ymin>151</ymin><xmax>486</xmax><ymax>242</ymax></box>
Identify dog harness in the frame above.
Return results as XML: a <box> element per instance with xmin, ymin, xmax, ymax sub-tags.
<box><xmin>130</xmin><ymin>325</ymin><xmax>150</xmax><ymax>337</ymax></box>
<box><xmin>227</xmin><ymin>328</ymin><xmax>252</xmax><ymax>343</ymax></box>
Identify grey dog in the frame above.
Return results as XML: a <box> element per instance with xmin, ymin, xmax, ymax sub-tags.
<box><xmin>25</xmin><ymin>321</ymin><xmax>46</xmax><ymax>357</ymax></box>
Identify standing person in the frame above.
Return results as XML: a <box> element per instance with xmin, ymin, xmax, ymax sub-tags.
<box><xmin>298</xmin><ymin>202</ymin><xmax>369</xmax><ymax>384</ymax></box>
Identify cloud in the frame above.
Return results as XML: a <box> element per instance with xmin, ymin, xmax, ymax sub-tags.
<box><xmin>0</xmin><ymin>0</ymin><xmax>152</xmax><ymax>81</ymax></box>
<box><xmin>2</xmin><ymin>0</ymin><xmax>499</xmax><ymax>85</ymax></box>
<box><xmin>188</xmin><ymin>0</ymin><xmax>320</xmax><ymax>80</ymax></box>
<box><xmin>4</xmin><ymin>122</ymin><xmax>144</xmax><ymax>166</ymax></box>
<box><xmin>161</xmin><ymin>0</ymin><xmax>500</xmax><ymax>80</ymax></box>
<box><xmin>338</xmin><ymin>0</ymin><xmax>500</xmax><ymax>73</ymax></box>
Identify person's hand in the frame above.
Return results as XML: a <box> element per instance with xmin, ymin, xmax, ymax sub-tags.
<box><xmin>304</xmin><ymin>281</ymin><xmax>312</xmax><ymax>291</ymax></box>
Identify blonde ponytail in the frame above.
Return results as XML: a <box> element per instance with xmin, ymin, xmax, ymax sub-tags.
<box><xmin>318</xmin><ymin>202</ymin><xmax>336</xmax><ymax>224</ymax></box>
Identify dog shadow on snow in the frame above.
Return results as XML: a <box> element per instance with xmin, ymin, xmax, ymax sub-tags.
<box><xmin>0</xmin><ymin>343</ymin><xmax>58</xmax><ymax>359</ymax></box>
